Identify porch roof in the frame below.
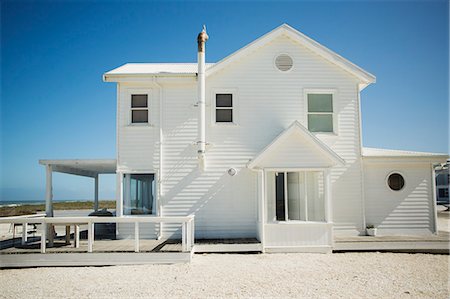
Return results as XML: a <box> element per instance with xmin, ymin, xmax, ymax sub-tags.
<box><xmin>247</xmin><ymin>121</ymin><xmax>345</xmax><ymax>169</ymax></box>
<box><xmin>39</xmin><ymin>159</ymin><xmax>117</xmax><ymax>178</ymax></box>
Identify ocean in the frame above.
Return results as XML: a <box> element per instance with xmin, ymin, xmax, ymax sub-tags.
<box><xmin>0</xmin><ymin>199</ymin><xmax>90</xmax><ymax>207</ymax></box>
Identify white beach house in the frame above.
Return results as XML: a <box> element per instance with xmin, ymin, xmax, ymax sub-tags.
<box><xmin>98</xmin><ymin>24</ymin><xmax>447</xmax><ymax>253</ymax></box>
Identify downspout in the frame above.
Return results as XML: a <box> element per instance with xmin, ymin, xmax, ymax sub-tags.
<box><xmin>197</xmin><ymin>25</ymin><xmax>208</xmax><ymax>170</ymax></box>
<box><xmin>154</xmin><ymin>77</ymin><xmax>164</xmax><ymax>239</ymax></box>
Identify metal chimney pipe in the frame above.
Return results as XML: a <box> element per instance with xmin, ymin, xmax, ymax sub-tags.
<box><xmin>197</xmin><ymin>25</ymin><xmax>208</xmax><ymax>169</ymax></box>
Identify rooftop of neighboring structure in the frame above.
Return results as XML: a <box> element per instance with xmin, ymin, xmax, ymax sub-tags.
<box><xmin>362</xmin><ymin>147</ymin><xmax>448</xmax><ymax>158</ymax></box>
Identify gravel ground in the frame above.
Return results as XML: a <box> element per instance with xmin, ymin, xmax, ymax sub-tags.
<box><xmin>0</xmin><ymin>252</ymin><xmax>449</xmax><ymax>298</ymax></box>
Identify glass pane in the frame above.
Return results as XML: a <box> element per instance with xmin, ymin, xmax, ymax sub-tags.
<box><xmin>287</xmin><ymin>172</ymin><xmax>306</xmax><ymax>221</ymax></box>
<box><xmin>132</xmin><ymin>110</ymin><xmax>148</xmax><ymax>123</ymax></box>
<box><xmin>131</xmin><ymin>94</ymin><xmax>148</xmax><ymax>108</ymax></box>
<box><xmin>216</xmin><ymin>109</ymin><xmax>233</xmax><ymax>122</ymax></box>
<box><xmin>306</xmin><ymin>172</ymin><xmax>325</xmax><ymax>222</ymax></box>
<box><xmin>275</xmin><ymin>172</ymin><xmax>285</xmax><ymax>221</ymax></box>
<box><xmin>388</xmin><ymin>173</ymin><xmax>405</xmax><ymax>191</ymax></box>
<box><xmin>308</xmin><ymin>94</ymin><xmax>333</xmax><ymax>112</ymax></box>
<box><xmin>123</xmin><ymin>174</ymin><xmax>155</xmax><ymax>215</ymax></box>
<box><xmin>308</xmin><ymin>114</ymin><xmax>333</xmax><ymax>132</ymax></box>
<box><xmin>216</xmin><ymin>94</ymin><xmax>232</xmax><ymax>107</ymax></box>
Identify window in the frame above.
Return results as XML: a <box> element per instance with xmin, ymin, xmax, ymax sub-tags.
<box><xmin>307</xmin><ymin>94</ymin><xmax>333</xmax><ymax>132</ymax></box>
<box><xmin>274</xmin><ymin>171</ymin><xmax>325</xmax><ymax>222</ymax></box>
<box><xmin>387</xmin><ymin>173</ymin><xmax>405</xmax><ymax>191</ymax></box>
<box><xmin>215</xmin><ymin>93</ymin><xmax>233</xmax><ymax>123</ymax></box>
<box><xmin>123</xmin><ymin>174</ymin><xmax>155</xmax><ymax>215</ymax></box>
<box><xmin>131</xmin><ymin>94</ymin><xmax>148</xmax><ymax>123</ymax></box>
<box><xmin>438</xmin><ymin>188</ymin><xmax>449</xmax><ymax>198</ymax></box>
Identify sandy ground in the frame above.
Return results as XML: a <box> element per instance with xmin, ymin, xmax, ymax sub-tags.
<box><xmin>0</xmin><ymin>252</ymin><xmax>448</xmax><ymax>298</ymax></box>
<box><xmin>1</xmin><ymin>207</ymin><xmax>449</xmax><ymax>298</ymax></box>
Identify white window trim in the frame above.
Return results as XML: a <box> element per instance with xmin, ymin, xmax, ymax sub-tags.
<box><xmin>386</xmin><ymin>171</ymin><xmax>407</xmax><ymax>192</ymax></box>
<box><xmin>211</xmin><ymin>88</ymin><xmax>238</xmax><ymax>126</ymax></box>
<box><xmin>127</xmin><ymin>88</ymin><xmax>153</xmax><ymax>126</ymax></box>
<box><xmin>271</xmin><ymin>170</ymin><xmax>327</xmax><ymax>224</ymax></box>
<box><xmin>122</xmin><ymin>171</ymin><xmax>159</xmax><ymax>216</ymax></box>
<box><xmin>303</xmin><ymin>88</ymin><xmax>338</xmax><ymax>135</ymax></box>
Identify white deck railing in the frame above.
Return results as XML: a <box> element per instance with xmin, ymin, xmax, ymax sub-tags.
<box><xmin>0</xmin><ymin>215</ymin><xmax>195</xmax><ymax>254</ymax></box>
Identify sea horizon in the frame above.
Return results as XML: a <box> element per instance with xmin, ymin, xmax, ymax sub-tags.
<box><xmin>0</xmin><ymin>199</ymin><xmax>114</xmax><ymax>207</ymax></box>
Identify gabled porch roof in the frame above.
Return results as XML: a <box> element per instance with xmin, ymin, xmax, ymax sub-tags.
<box><xmin>247</xmin><ymin>121</ymin><xmax>345</xmax><ymax>169</ymax></box>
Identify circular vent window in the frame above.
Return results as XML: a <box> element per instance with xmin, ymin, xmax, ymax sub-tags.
<box><xmin>275</xmin><ymin>54</ymin><xmax>293</xmax><ymax>72</ymax></box>
<box><xmin>387</xmin><ymin>173</ymin><xmax>405</xmax><ymax>191</ymax></box>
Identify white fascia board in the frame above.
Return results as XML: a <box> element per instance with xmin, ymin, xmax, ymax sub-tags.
<box><xmin>103</xmin><ymin>73</ymin><xmax>196</xmax><ymax>83</ymax></box>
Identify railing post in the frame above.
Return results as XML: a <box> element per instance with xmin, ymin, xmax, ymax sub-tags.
<box><xmin>191</xmin><ymin>219</ymin><xmax>195</xmax><ymax>249</ymax></box>
<box><xmin>134</xmin><ymin>222</ymin><xmax>140</xmax><ymax>253</ymax></box>
<box><xmin>88</xmin><ymin>222</ymin><xmax>94</xmax><ymax>253</ymax></box>
<box><xmin>182</xmin><ymin>222</ymin><xmax>186</xmax><ymax>252</ymax></box>
<box><xmin>74</xmin><ymin>225</ymin><xmax>80</xmax><ymax>248</ymax></box>
<box><xmin>21</xmin><ymin>222</ymin><xmax>28</xmax><ymax>245</ymax></box>
<box><xmin>65</xmin><ymin>225</ymin><xmax>71</xmax><ymax>245</ymax></box>
<box><xmin>41</xmin><ymin>222</ymin><xmax>47</xmax><ymax>254</ymax></box>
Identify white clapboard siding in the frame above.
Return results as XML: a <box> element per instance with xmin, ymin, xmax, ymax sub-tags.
<box><xmin>117</xmin><ymin>34</ymin><xmax>365</xmax><ymax>238</ymax></box>
<box><xmin>207</xmin><ymin>35</ymin><xmax>364</xmax><ymax>235</ymax></box>
<box><xmin>363</xmin><ymin>161</ymin><xmax>435</xmax><ymax>235</ymax></box>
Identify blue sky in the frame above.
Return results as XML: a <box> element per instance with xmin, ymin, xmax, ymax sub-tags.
<box><xmin>1</xmin><ymin>0</ymin><xmax>448</xmax><ymax>202</ymax></box>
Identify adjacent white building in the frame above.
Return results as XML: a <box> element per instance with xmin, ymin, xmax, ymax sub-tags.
<box><xmin>102</xmin><ymin>24</ymin><xmax>447</xmax><ymax>253</ymax></box>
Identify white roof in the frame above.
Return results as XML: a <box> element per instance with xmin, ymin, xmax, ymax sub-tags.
<box><xmin>362</xmin><ymin>147</ymin><xmax>448</xmax><ymax>158</ymax></box>
<box><xmin>207</xmin><ymin>24</ymin><xmax>376</xmax><ymax>88</ymax></box>
<box><xmin>39</xmin><ymin>159</ymin><xmax>117</xmax><ymax>177</ymax></box>
<box><xmin>248</xmin><ymin>121</ymin><xmax>345</xmax><ymax>169</ymax></box>
<box><xmin>103</xmin><ymin>24</ymin><xmax>375</xmax><ymax>88</ymax></box>
<box><xmin>104</xmin><ymin>63</ymin><xmax>215</xmax><ymax>77</ymax></box>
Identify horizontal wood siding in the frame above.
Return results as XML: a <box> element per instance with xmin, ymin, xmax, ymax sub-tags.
<box><xmin>117</xmin><ymin>34</ymin><xmax>365</xmax><ymax>238</ymax></box>
<box><xmin>264</xmin><ymin>223</ymin><xmax>332</xmax><ymax>247</ymax></box>
<box><xmin>208</xmin><ymin>35</ymin><xmax>364</xmax><ymax>235</ymax></box>
<box><xmin>363</xmin><ymin>161</ymin><xmax>435</xmax><ymax>235</ymax></box>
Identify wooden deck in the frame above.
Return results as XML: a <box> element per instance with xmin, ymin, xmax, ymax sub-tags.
<box><xmin>334</xmin><ymin>231</ymin><xmax>450</xmax><ymax>253</ymax></box>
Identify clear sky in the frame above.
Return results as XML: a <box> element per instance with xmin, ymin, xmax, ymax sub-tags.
<box><xmin>1</xmin><ymin>0</ymin><xmax>448</xmax><ymax>202</ymax></box>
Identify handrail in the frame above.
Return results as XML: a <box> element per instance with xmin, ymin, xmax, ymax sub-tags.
<box><xmin>0</xmin><ymin>215</ymin><xmax>195</xmax><ymax>254</ymax></box>
<box><xmin>0</xmin><ymin>215</ymin><xmax>194</xmax><ymax>224</ymax></box>
<box><xmin>0</xmin><ymin>213</ymin><xmax>46</xmax><ymax>221</ymax></box>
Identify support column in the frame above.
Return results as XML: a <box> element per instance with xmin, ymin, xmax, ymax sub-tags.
<box><xmin>325</xmin><ymin>169</ymin><xmax>332</xmax><ymax>223</ymax></box>
<box><xmin>21</xmin><ymin>222</ymin><xmax>28</xmax><ymax>245</ymax></box>
<box><xmin>94</xmin><ymin>174</ymin><xmax>99</xmax><ymax>211</ymax></box>
<box><xmin>45</xmin><ymin>165</ymin><xmax>54</xmax><ymax>246</ymax></box>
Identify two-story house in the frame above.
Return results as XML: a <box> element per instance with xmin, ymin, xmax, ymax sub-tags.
<box><xmin>102</xmin><ymin>24</ymin><xmax>447</xmax><ymax>253</ymax></box>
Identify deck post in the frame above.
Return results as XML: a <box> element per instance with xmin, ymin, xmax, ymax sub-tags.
<box><xmin>94</xmin><ymin>174</ymin><xmax>99</xmax><ymax>212</ymax></box>
<box><xmin>65</xmin><ymin>225</ymin><xmax>71</xmax><ymax>245</ymax></box>
<box><xmin>45</xmin><ymin>165</ymin><xmax>54</xmax><ymax>246</ymax></box>
<box><xmin>74</xmin><ymin>225</ymin><xmax>80</xmax><ymax>248</ymax></box>
<box><xmin>134</xmin><ymin>222</ymin><xmax>140</xmax><ymax>252</ymax></box>
<box><xmin>182</xmin><ymin>222</ymin><xmax>186</xmax><ymax>252</ymax></box>
<box><xmin>88</xmin><ymin>222</ymin><xmax>94</xmax><ymax>253</ymax></box>
<box><xmin>21</xmin><ymin>222</ymin><xmax>28</xmax><ymax>245</ymax></box>
<box><xmin>41</xmin><ymin>222</ymin><xmax>47</xmax><ymax>254</ymax></box>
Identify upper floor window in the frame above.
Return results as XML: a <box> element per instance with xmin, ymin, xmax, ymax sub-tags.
<box><xmin>307</xmin><ymin>94</ymin><xmax>333</xmax><ymax>133</ymax></box>
<box><xmin>215</xmin><ymin>93</ymin><xmax>233</xmax><ymax>123</ymax></box>
<box><xmin>131</xmin><ymin>94</ymin><xmax>148</xmax><ymax>123</ymax></box>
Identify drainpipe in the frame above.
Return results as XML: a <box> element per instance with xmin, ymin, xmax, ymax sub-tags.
<box><xmin>197</xmin><ymin>25</ymin><xmax>208</xmax><ymax>170</ymax></box>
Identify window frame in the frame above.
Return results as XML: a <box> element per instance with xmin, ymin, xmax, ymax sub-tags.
<box><xmin>271</xmin><ymin>169</ymin><xmax>327</xmax><ymax>223</ymax></box>
<box><xmin>211</xmin><ymin>89</ymin><xmax>238</xmax><ymax>125</ymax></box>
<box><xmin>304</xmin><ymin>89</ymin><xmax>338</xmax><ymax>135</ymax></box>
<box><xmin>127</xmin><ymin>89</ymin><xmax>152</xmax><ymax>126</ymax></box>
<box><xmin>386</xmin><ymin>171</ymin><xmax>406</xmax><ymax>192</ymax></box>
<box><xmin>122</xmin><ymin>171</ymin><xmax>159</xmax><ymax>216</ymax></box>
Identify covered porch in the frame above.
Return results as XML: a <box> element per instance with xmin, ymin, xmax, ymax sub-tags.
<box><xmin>248</xmin><ymin>121</ymin><xmax>345</xmax><ymax>253</ymax></box>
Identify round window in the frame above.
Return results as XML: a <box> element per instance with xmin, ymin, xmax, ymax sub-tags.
<box><xmin>275</xmin><ymin>54</ymin><xmax>293</xmax><ymax>71</ymax></box>
<box><xmin>387</xmin><ymin>173</ymin><xmax>405</xmax><ymax>191</ymax></box>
